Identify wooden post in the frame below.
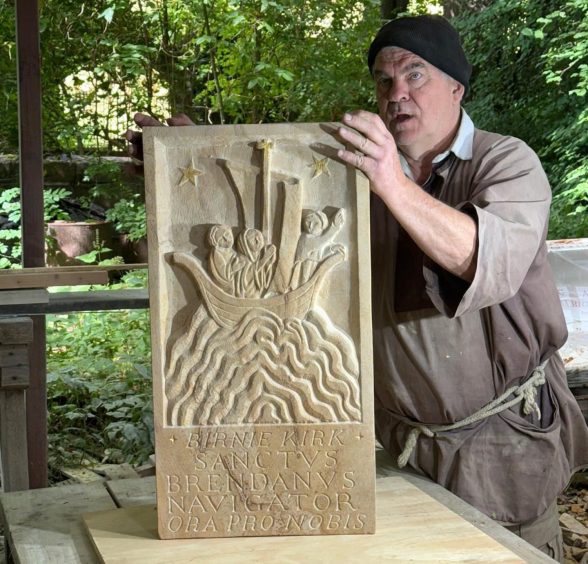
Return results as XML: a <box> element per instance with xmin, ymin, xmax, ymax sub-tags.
<box><xmin>16</xmin><ymin>0</ymin><xmax>48</xmax><ymax>488</ymax></box>
<box><xmin>0</xmin><ymin>318</ymin><xmax>32</xmax><ymax>492</ymax></box>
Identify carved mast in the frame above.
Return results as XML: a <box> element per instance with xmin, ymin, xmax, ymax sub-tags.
<box><xmin>256</xmin><ymin>139</ymin><xmax>273</xmax><ymax>242</ymax></box>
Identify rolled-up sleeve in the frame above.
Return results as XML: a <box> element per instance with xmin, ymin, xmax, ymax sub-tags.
<box><xmin>423</xmin><ymin>136</ymin><xmax>552</xmax><ymax>318</ymax></box>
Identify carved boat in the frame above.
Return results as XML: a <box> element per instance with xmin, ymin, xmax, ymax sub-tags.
<box><xmin>171</xmin><ymin>251</ymin><xmax>344</xmax><ymax>329</ymax></box>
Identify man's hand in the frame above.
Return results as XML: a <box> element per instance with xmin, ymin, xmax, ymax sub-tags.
<box><xmin>336</xmin><ymin>110</ymin><xmax>408</xmax><ymax>204</ymax></box>
<box><xmin>123</xmin><ymin>112</ymin><xmax>196</xmax><ymax>163</ymax></box>
<box><xmin>336</xmin><ymin>109</ymin><xmax>478</xmax><ymax>282</ymax></box>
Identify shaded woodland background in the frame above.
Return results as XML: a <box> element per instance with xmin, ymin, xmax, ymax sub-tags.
<box><xmin>0</xmin><ymin>0</ymin><xmax>586</xmax><ymax>238</ymax></box>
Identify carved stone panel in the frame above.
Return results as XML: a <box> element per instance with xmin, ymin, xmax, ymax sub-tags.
<box><xmin>144</xmin><ymin>123</ymin><xmax>375</xmax><ymax>539</ymax></box>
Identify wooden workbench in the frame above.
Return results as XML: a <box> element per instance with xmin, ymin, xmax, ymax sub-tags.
<box><xmin>0</xmin><ymin>451</ymin><xmax>555</xmax><ymax>563</ymax></box>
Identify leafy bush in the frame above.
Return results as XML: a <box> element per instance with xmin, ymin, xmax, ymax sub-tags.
<box><xmin>0</xmin><ymin>186</ymin><xmax>72</xmax><ymax>268</ymax></box>
<box><xmin>84</xmin><ymin>158</ymin><xmax>147</xmax><ymax>242</ymax></box>
<box><xmin>105</xmin><ymin>196</ymin><xmax>147</xmax><ymax>243</ymax></box>
<box><xmin>453</xmin><ymin>0</ymin><xmax>588</xmax><ymax>239</ymax></box>
<box><xmin>46</xmin><ymin>271</ymin><xmax>153</xmax><ymax>480</ymax></box>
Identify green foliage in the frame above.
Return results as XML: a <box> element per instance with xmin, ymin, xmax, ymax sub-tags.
<box><xmin>75</xmin><ymin>241</ymin><xmax>119</xmax><ymax>265</ymax></box>
<box><xmin>47</xmin><ymin>271</ymin><xmax>152</xmax><ymax>477</ymax></box>
<box><xmin>453</xmin><ymin>0</ymin><xmax>588</xmax><ymax>239</ymax></box>
<box><xmin>0</xmin><ymin>0</ymin><xmax>385</xmax><ymax>152</ymax></box>
<box><xmin>106</xmin><ymin>196</ymin><xmax>147</xmax><ymax>242</ymax></box>
<box><xmin>0</xmin><ymin>1</ymin><xmax>18</xmax><ymax>152</ymax></box>
<box><xmin>84</xmin><ymin>158</ymin><xmax>147</xmax><ymax>241</ymax></box>
<box><xmin>0</xmin><ymin>186</ymin><xmax>72</xmax><ymax>268</ymax></box>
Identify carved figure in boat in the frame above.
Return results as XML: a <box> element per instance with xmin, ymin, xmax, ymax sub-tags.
<box><xmin>207</xmin><ymin>224</ymin><xmax>246</xmax><ymax>295</ymax></box>
<box><xmin>290</xmin><ymin>208</ymin><xmax>345</xmax><ymax>290</ymax></box>
<box><xmin>234</xmin><ymin>228</ymin><xmax>276</xmax><ymax>298</ymax></box>
<box><xmin>171</xmin><ymin>237</ymin><xmax>345</xmax><ymax>330</ymax></box>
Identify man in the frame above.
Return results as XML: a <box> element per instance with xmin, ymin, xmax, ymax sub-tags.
<box><xmin>127</xmin><ymin>14</ymin><xmax>586</xmax><ymax>557</ymax></box>
<box><xmin>336</xmin><ymin>14</ymin><xmax>588</xmax><ymax>560</ymax></box>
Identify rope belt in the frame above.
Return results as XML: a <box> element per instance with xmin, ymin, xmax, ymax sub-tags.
<box><xmin>397</xmin><ymin>360</ymin><xmax>548</xmax><ymax>469</ymax></box>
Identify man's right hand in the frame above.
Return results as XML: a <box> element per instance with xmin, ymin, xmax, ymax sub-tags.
<box><xmin>123</xmin><ymin>112</ymin><xmax>196</xmax><ymax>163</ymax></box>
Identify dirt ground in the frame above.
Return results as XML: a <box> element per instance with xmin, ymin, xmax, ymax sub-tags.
<box><xmin>560</xmin><ymin>472</ymin><xmax>588</xmax><ymax>564</ymax></box>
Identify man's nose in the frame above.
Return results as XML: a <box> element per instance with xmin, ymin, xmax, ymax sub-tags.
<box><xmin>387</xmin><ymin>81</ymin><xmax>410</xmax><ymax>103</ymax></box>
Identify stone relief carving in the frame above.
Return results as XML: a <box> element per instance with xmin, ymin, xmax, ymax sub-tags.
<box><xmin>164</xmin><ymin>140</ymin><xmax>361</xmax><ymax>427</ymax></box>
<box><xmin>146</xmin><ymin>124</ymin><xmax>375</xmax><ymax>540</ymax></box>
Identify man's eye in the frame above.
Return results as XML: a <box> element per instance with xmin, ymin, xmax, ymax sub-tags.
<box><xmin>377</xmin><ymin>77</ymin><xmax>391</xmax><ymax>87</ymax></box>
<box><xmin>409</xmin><ymin>72</ymin><xmax>422</xmax><ymax>81</ymax></box>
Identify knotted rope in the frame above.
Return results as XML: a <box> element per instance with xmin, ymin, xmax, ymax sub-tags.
<box><xmin>397</xmin><ymin>360</ymin><xmax>548</xmax><ymax>468</ymax></box>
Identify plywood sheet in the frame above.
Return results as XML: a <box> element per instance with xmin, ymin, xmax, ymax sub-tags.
<box><xmin>0</xmin><ymin>481</ymin><xmax>116</xmax><ymax>564</ymax></box>
<box><xmin>143</xmin><ymin>123</ymin><xmax>375</xmax><ymax>539</ymax></box>
<box><xmin>83</xmin><ymin>476</ymin><xmax>524</xmax><ymax>563</ymax></box>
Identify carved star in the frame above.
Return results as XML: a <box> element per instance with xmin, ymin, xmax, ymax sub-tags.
<box><xmin>310</xmin><ymin>155</ymin><xmax>331</xmax><ymax>179</ymax></box>
<box><xmin>178</xmin><ymin>159</ymin><xmax>203</xmax><ymax>187</ymax></box>
<box><xmin>256</xmin><ymin>139</ymin><xmax>273</xmax><ymax>151</ymax></box>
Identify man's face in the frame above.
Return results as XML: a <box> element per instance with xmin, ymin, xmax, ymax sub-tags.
<box><xmin>218</xmin><ymin>227</ymin><xmax>233</xmax><ymax>248</ymax></box>
<box><xmin>304</xmin><ymin>213</ymin><xmax>322</xmax><ymax>236</ymax></box>
<box><xmin>373</xmin><ymin>47</ymin><xmax>463</xmax><ymax>158</ymax></box>
<box><xmin>247</xmin><ymin>229</ymin><xmax>264</xmax><ymax>254</ymax></box>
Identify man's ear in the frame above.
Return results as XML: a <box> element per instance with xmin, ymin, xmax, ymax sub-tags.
<box><xmin>453</xmin><ymin>81</ymin><xmax>465</xmax><ymax>103</ymax></box>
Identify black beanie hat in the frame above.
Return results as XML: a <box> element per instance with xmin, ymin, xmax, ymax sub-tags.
<box><xmin>367</xmin><ymin>15</ymin><xmax>472</xmax><ymax>92</ymax></box>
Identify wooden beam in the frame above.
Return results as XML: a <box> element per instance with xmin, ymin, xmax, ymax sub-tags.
<box><xmin>0</xmin><ymin>317</ymin><xmax>33</xmax><ymax>344</ymax></box>
<box><xmin>16</xmin><ymin>0</ymin><xmax>47</xmax><ymax>489</ymax></box>
<box><xmin>0</xmin><ymin>289</ymin><xmax>48</xmax><ymax>306</ymax></box>
<box><xmin>0</xmin><ymin>290</ymin><xmax>149</xmax><ymax>316</ymax></box>
<box><xmin>17</xmin><ymin>0</ymin><xmax>44</xmax><ymax>269</ymax></box>
<box><xmin>0</xmin><ymin>269</ymin><xmax>109</xmax><ymax>290</ymax></box>
<box><xmin>0</xmin><ymin>264</ymin><xmax>148</xmax><ymax>290</ymax></box>
<box><xmin>1</xmin><ymin>264</ymin><xmax>148</xmax><ymax>275</ymax></box>
<box><xmin>27</xmin><ymin>315</ymin><xmax>46</xmax><ymax>488</ymax></box>
<box><xmin>0</xmin><ymin>390</ymin><xmax>30</xmax><ymax>491</ymax></box>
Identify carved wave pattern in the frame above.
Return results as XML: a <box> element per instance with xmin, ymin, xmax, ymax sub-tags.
<box><xmin>165</xmin><ymin>307</ymin><xmax>361</xmax><ymax>426</ymax></box>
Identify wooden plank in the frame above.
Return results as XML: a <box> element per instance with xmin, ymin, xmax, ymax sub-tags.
<box><xmin>60</xmin><ymin>468</ymin><xmax>104</xmax><ymax>484</ymax></box>
<box><xmin>134</xmin><ymin>461</ymin><xmax>156</xmax><ymax>478</ymax></box>
<box><xmin>0</xmin><ymin>270</ymin><xmax>108</xmax><ymax>290</ymax></box>
<box><xmin>0</xmin><ymin>264</ymin><xmax>148</xmax><ymax>291</ymax></box>
<box><xmin>0</xmin><ymin>365</ymin><xmax>29</xmax><ymax>389</ymax></box>
<box><xmin>0</xmin><ymin>290</ymin><xmax>48</xmax><ymax>306</ymax></box>
<box><xmin>0</xmin><ymin>345</ymin><xmax>28</xmax><ymax>368</ymax></box>
<box><xmin>106</xmin><ymin>476</ymin><xmax>156</xmax><ymax>508</ymax></box>
<box><xmin>0</xmin><ymin>481</ymin><xmax>116</xmax><ymax>563</ymax></box>
<box><xmin>0</xmin><ymin>264</ymin><xmax>148</xmax><ymax>275</ymax></box>
<box><xmin>92</xmin><ymin>464</ymin><xmax>139</xmax><ymax>481</ymax></box>
<box><xmin>84</xmin><ymin>476</ymin><xmax>525</xmax><ymax>563</ymax></box>
<box><xmin>26</xmin><ymin>315</ymin><xmax>46</xmax><ymax>488</ymax></box>
<box><xmin>0</xmin><ymin>318</ymin><xmax>33</xmax><ymax>344</ymax></box>
<box><xmin>0</xmin><ymin>290</ymin><xmax>149</xmax><ymax>316</ymax></box>
<box><xmin>0</xmin><ymin>390</ymin><xmax>29</xmax><ymax>491</ymax></box>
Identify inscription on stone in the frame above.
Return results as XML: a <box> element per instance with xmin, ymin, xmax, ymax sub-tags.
<box><xmin>144</xmin><ymin>123</ymin><xmax>375</xmax><ymax>539</ymax></box>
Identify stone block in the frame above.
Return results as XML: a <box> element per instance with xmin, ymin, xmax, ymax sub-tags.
<box><xmin>144</xmin><ymin>123</ymin><xmax>375</xmax><ymax>539</ymax></box>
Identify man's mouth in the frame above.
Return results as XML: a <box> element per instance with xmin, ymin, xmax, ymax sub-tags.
<box><xmin>394</xmin><ymin>113</ymin><xmax>412</xmax><ymax>123</ymax></box>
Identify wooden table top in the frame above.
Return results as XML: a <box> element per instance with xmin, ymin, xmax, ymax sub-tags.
<box><xmin>0</xmin><ymin>451</ymin><xmax>554</xmax><ymax>563</ymax></box>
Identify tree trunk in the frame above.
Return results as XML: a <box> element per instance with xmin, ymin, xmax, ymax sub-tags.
<box><xmin>443</xmin><ymin>0</ymin><xmax>494</xmax><ymax>18</ymax></box>
<box><xmin>380</xmin><ymin>0</ymin><xmax>408</xmax><ymax>20</ymax></box>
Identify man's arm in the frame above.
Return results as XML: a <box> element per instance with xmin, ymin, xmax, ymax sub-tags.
<box><xmin>337</xmin><ymin>110</ymin><xmax>477</xmax><ymax>282</ymax></box>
